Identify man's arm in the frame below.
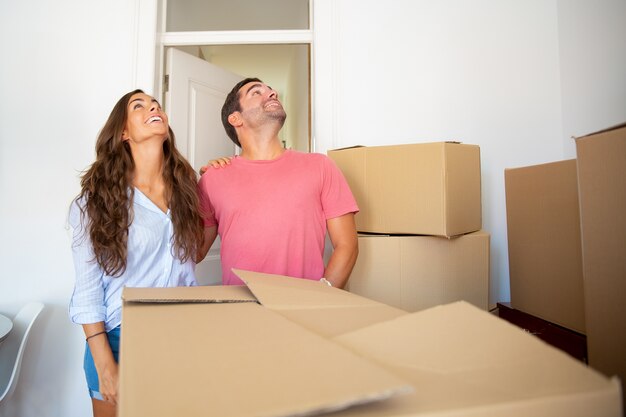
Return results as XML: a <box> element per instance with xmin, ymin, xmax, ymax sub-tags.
<box><xmin>196</xmin><ymin>225</ymin><xmax>218</xmax><ymax>263</ymax></box>
<box><xmin>323</xmin><ymin>213</ymin><xmax>358</xmax><ymax>289</ymax></box>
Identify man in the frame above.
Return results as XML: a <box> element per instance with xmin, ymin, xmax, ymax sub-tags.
<box><xmin>197</xmin><ymin>78</ymin><xmax>359</xmax><ymax>288</ymax></box>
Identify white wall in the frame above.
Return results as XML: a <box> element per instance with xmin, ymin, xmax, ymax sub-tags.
<box><xmin>1</xmin><ymin>1</ymin><xmax>625</xmax><ymax>416</ymax></box>
<box><xmin>557</xmin><ymin>0</ymin><xmax>626</xmax><ymax>158</ymax></box>
<box><xmin>288</xmin><ymin>45</ymin><xmax>311</xmax><ymax>152</ymax></box>
<box><xmin>0</xmin><ymin>1</ymin><xmax>153</xmax><ymax>416</ymax></box>
<box><xmin>313</xmin><ymin>0</ymin><xmax>626</xmax><ymax>307</ymax></box>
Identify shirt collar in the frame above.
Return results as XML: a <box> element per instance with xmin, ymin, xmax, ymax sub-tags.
<box><xmin>132</xmin><ymin>187</ymin><xmax>171</xmax><ymax>216</ymax></box>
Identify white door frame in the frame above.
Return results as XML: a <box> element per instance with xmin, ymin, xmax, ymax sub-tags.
<box><xmin>133</xmin><ymin>0</ymin><xmax>341</xmax><ymax>154</ymax></box>
<box><xmin>131</xmin><ymin>0</ymin><xmax>159</xmax><ymax>94</ymax></box>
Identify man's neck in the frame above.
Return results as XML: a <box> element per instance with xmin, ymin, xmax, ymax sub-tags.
<box><xmin>239</xmin><ymin>124</ymin><xmax>286</xmax><ymax>160</ymax></box>
<box><xmin>240</xmin><ymin>139</ymin><xmax>285</xmax><ymax>160</ymax></box>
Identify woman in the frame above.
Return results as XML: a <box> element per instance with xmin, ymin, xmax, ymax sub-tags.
<box><xmin>69</xmin><ymin>90</ymin><xmax>203</xmax><ymax>417</ymax></box>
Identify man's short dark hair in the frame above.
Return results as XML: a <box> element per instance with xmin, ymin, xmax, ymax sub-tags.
<box><xmin>221</xmin><ymin>77</ymin><xmax>262</xmax><ymax>147</ymax></box>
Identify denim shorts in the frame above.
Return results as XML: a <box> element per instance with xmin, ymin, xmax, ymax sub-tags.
<box><xmin>83</xmin><ymin>326</ymin><xmax>121</xmax><ymax>401</ymax></box>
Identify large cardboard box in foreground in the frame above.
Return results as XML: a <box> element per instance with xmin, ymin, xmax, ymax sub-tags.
<box><xmin>119</xmin><ymin>282</ymin><xmax>410</xmax><ymax>417</ymax></box>
<box><xmin>575</xmin><ymin>123</ymin><xmax>626</xmax><ymax>408</ymax></box>
<box><xmin>505</xmin><ymin>160</ymin><xmax>585</xmax><ymax>333</ymax></box>
<box><xmin>328</xmin><ymin>142</ymin><xmax>481</xmax><ymax>237</ymax></box>
<box><xmin>348</xmin><ymin>231</ymin><xmax>489</xmax><ymax>312</ymax></box>
<box><xmin>120</xmin><ymin>270</ymin><xmax>622</xmax><ymax>417</ymax></box>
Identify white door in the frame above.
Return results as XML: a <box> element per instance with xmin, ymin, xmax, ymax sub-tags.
<box><xmin>165</xmin><ymin>47</ymin><xmax>244</xmax><ymax>285</ymax></box>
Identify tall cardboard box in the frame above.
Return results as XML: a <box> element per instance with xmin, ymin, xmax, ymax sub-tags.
<box><xmin>348</xmin><ymin>231</ymin><xmax>490</xmax><ymax>312</ymax></box>
<box><xmin>328</xmin><ymin>142</ymin><xmax>481</xmax><ymax>237</ymax></box>
<box><xmin>575</xmin><ymin>123</ymin><xmax>626</xmax><ymax>409</ymax></box>
<box><xmin>504</xmin><ymin>160</ymin><xmax>585</xmax><ymax>334</ymax></box>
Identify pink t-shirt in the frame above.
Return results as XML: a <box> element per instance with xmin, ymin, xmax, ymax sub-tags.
<box><xmin>197</xmin><ymin>150</ymin><xmax>359</xmax><ymax>285</ymax></box>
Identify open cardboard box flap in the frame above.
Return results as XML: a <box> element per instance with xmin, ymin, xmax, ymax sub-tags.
<box><xmin>235</xmin><ymin>269</ymin><xmax>408</xmax><ymax>338</ymax></box>
<box><xmin>235</xmin><ymin>268</ymin><xmax>375</xmax><ymax>309</ymax></box>
<box><xmin>120</xmin><ymin>270</ymin><xmax>622</xmax><ymax>417</ymax></box>
<box><xmin>328</xmin><ymin>301</ymin><xmax>622</xmax><ymax>416</ymax></box>
<box><xmin>122</xmin><ymin>284</ymin><xmax>257</xmax><ymax>303</ymax></box>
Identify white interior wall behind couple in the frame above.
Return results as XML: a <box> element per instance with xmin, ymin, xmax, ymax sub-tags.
<box><xmin>315</xmin><ymin>0</ymin><xmax>626</xmax><ymax>306</ymax></box>
<box><xmin>1</xmin><ymin>1</ymin><xmax>624</xmax><ymax>416</ymax></box>
<box><xmin>0</xmin><ymin>1</ymin><xmax>155</xmax><ymax>416</ymax></box>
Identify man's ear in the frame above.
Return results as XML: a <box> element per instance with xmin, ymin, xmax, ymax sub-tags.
<box><xmin>228</xmin><ymin>112</ymin><xmax>243</xmax><ymax>128</ymax></box>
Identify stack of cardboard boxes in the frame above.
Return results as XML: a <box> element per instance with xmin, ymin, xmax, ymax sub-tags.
<box><xmin>504</xmin><ymin>123</ymin><xmax>626</xmax><ymax>410</ymax></box>
<box><xmin>328</xmin><ymin>142</ymin><xmax>490</xmax><ymax>312</ymax></box>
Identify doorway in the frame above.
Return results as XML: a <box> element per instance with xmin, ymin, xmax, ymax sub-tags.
<box><xmin>157</xmin><ymin>0</ymin><xmax>313</xmax><ymax>153</ymax></box>
<box><xmin>167</xmin><ymin>44</ymin><xmax>310</xmax><ymax>152</ymax></box>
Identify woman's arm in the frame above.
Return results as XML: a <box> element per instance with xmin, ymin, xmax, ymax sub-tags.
<box><xmin>199</xmin><ymin>156</ymin><xmax>233</xmax><ymax>175</ymax></box>
<box><xmin>83</xmin><ymin>322</ymin><xmax>118</xmax><ymax>404</ymax></box>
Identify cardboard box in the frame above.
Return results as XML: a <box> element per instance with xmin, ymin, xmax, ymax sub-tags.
<box><xmin>328</xmin><ymin>142</ymin><xmax>481</xmax><ymax>237</ymax></box>
<box><xmin>575</xmin><ymin>123</ymin><xmax>626</xmax><ymax>408</ymax></box>
<box><xmin>347</xmin><ymin>231</ymin><xmax>490</xmax><ymax>312</ymax></box>
<box><xmin>120</xmin><ymin>270</ymin><xmax>622</xmax><ymax>417</ymax></box>
<box><xmin>504</xmin><ymin>160</ymin><xmax>585</xmax><ymax>333</ymax></box>
<box><xmin>119</xmin><ymin>283</ymin><xmax>409</xmax><ymax>417</ymax></box>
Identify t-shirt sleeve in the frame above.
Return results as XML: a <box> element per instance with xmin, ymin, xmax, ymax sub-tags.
<box><xmin>320</xmin><ymin>155</ymin><xmax>360</xmax><ymax>219</ymax></box>
<box><xmin>197</xmin><ymin>174</ymin><xmax>218</xmax><ymax>228</ymax></box>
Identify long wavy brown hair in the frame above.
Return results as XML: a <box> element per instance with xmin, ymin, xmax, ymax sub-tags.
<box><xmin>75</xmin><ymin>89</ymin><xmax>203</xmax><ymax>277</ymax></box>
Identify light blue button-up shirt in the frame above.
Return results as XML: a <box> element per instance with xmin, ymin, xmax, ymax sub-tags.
<box><xmin>69</xmin><ymin>188</ymin><xmax>197</xmax><ymax>331</ymax></box>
